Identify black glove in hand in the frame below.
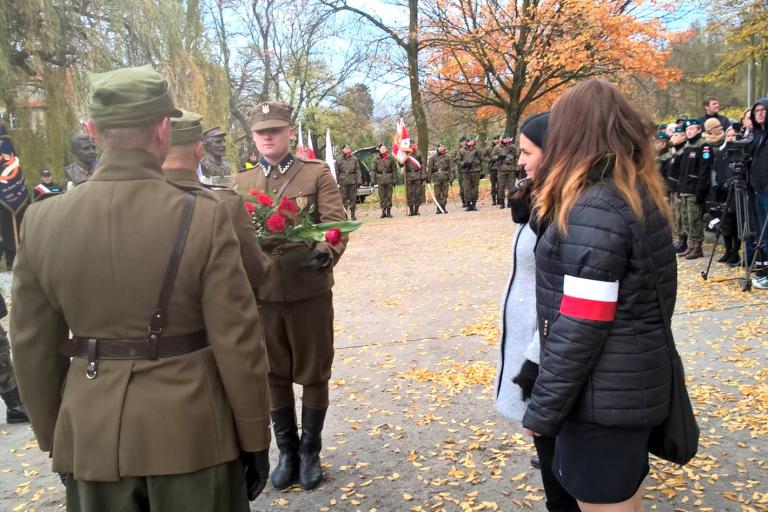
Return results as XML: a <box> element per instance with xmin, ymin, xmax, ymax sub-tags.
<box><xmin>511</xmin><ymin>359</ymin><xmax>539</xmax><ymax>401</ymax></box>
<box><xmin>58</xmin><ymin>472</ymin><xmax>70</xmax><ymax>487</ymax></box>
<box><xmin>303</xmin><ymin>249</ymin><xmax>333</xmax><ymax>270</ymax></box>
<box><xmin>241</xmin><ymin>450</ymin><xmax>270</xmax><ymax>501</ymax></box>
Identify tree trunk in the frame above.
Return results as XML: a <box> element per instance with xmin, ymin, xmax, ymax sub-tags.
<box><xmin>503</xmin><ymin>107</ymin><xmax>521</xmax><ymax>141</ymax></box>
<box><xmin>407</xmin><ymin>0</ymin><xmax>429</xmax><ymax>160</ymax></box>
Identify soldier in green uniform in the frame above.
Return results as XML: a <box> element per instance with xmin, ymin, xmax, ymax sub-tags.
<box><xmin>234</xmin><ymin>101</ymin><xmax>348</xmax><ymax>491</ymax></box>
<box><xmin>162</xmin><ymin>109</ymin><xmax>269</xmax><ymax>290</ymax></box>
<box><xmin>372</xmin><ymin>144</ymin><xmax>397</xmax><ymax>218</ymax></box>
<box><xmin>427</xmin><ymin>142</ymin><xmax>452</xmax><ymax>214</ymax></box>
<box><xmin>666</xmin><ymin>125</ymin><xmax>688</xmax><ymax>253</ymax></box>
<box><xmin>452</xmin><ymin>136</ymin><xmax>468</xmax><ymax>207</ymax></box>
<box><xmin>335</xmin><ymin>144</ymin><xmax>362</xmax><ymax>220</ymax></box>
<box><xmin>483</xmin><ymin>135</ymin><xmax>500</xmax><ymax>204</ymax></box>
<box><xmin>11</xmin><ymin>65</ymin><xmax>271</xmax><ymax>511</ymax></box>
<box><xmin>0</xmin><ymin>293</ymin><xmax>28</xmax><ymax>424</ymax></box>
<box><xmin>461</xmin><ymin>137</ymin><xmax>483</xmax><ymax>211</ymax></box>
<box><xmin>491</xmin><ymin>134</ymin><xmax>517</xmax><ymax>208</ymax></box>
<box><xmin>676</xmin><ymin>119</ymin><xmax>713</xmax><ymax>259</ymax></box>
<box><xmin>404</xmin><ymin>143</ymin><xmax>425</xmax><ymax>216</ymax></box>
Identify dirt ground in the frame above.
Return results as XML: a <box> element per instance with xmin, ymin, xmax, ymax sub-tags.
<box><xmin>1</xmin><ymin>185</ymin><xmax>767</xmax><ymax>511</ymax></box>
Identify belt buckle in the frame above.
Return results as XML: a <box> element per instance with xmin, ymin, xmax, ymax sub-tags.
<box><xmin>86</xmin><ymin>338</ymin><xmax>98</xmax><ymax>379</ymax></box>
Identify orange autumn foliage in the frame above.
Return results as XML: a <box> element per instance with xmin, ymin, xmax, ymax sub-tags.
<box><xmin>423</xmin><ymin>0</ymin><xmax>682</xmax><ymax>128</ymax></box>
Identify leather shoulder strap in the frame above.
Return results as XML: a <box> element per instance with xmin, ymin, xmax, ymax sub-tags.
<box><xmin>146</xmin><ymin>191</ymin><xmax>197</xmax><ymax>359</ymax></box>
<box><xmin>275</xmin><ymin>160</ymin><xmax>304</xmax><ymax>200</ymax></box>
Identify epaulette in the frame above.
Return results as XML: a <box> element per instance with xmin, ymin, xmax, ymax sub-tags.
<box><xmin>204</xmin><ymin>184</ymin><xmax>238</xmax><ymax>196</ymax></box>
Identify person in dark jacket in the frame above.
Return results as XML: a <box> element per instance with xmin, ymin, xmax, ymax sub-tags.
<box><xmin>712</xmin><ymin>127</ymin><xmax>741</xmax><ymax>265</ymax></box>
<box><xmin>748</xmin><ymin>97</ymin><xmax>768</xmax><ymax>288</ymax></box>
<box><xmin>699</xmin><ymin>96</ymin><xmax>730</xmax><ymax>131</ymax></box>
<box><xmin>666</xmin><ymin>125</ymin><xmax>688</xmax><ymax>253</ymax></box>
<box><xmin>523</xmin><ymin>79</ymin><xmax>678</xmax><ymax>511</ymax></box>
<box><xmin>676</xmin><ymin>119</ymin><xmax>714</xmax><ymax>259</ymax></box>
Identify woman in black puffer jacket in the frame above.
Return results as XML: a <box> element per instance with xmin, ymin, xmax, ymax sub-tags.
<box><xmin>522</xmin><ymin>79</ymin><xmax>678</xmax><ymax>511</ymax></box>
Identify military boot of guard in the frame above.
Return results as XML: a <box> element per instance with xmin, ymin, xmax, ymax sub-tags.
<box><xmin>350</xmin><ymin>208</ymin><xmax>357</xmax><ymax>221</ymax></box>
<box><xmin>678</xmin><ymin>241</ymin><xmax>694</xmax><ymax>258</ymax></box>
<box><xmin>1</xmin><ymin>387</ymin><xmax>29</xmax><ymax>424</ymax></box>
<box><xmin>414</xmin><ymin>205</ymin><xmax>420</xmax><ymax>216</ymax></box>
<box><xmin>442</xmin><ymin>203</ymin><xmax>448</xmax><ymax>213</ymax></box>
<box><xmin>436</xmin><ymin>206</ymin><xmax>442</xmax><ymax>214</ymax></box>
<box><xmin>684</xmin><ymin>240</ymin><xmax>703</xmax><ymax>260</ymax></box>
<box><xmin>386</xmin><ymin>208</ymin><xmax>393</xmax><ymax>218</ymax></box>
<box><xmin>299</xmin><ymin>406</ymin><xmax>327</xmax><ymax>490</ymax></box>
<box><xmin>674</xmin><ymin>235</ymin><xmax>688</xmax><ymax>254</ymax></box>
<box><xmin>380</xmin><ymin>209</ymin><xmax>386</xmax><ymax>219</ymax></box>
<box><xmin>270</xmin><ymin>406</ymin><xmax>300</xmax><ymax>489</ymax></box>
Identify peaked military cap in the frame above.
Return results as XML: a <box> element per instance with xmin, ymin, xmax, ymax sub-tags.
<box><xmin>170</xmin><ymin>110</ymin><xmax>204</xmax><ymax>146</ymax></box>
<box><xmin>86</xmin><ymin>65</ymin><xmax>182</xmax><ymax>129</ymax></box>
<box><xmin>202</xmin><ymin>125</ymin><xmax>226</xmax><ymax>139</ymax></box>
<box><xmin>249</xmin><ymin>101</ymin><xmax>293</xmax><ymax>131</ymax></box>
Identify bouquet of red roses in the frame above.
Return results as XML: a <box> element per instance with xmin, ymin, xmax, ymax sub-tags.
<box><xmin>243</xmin><ymin>189</ymin><xmax>361</xmax><ymax>246</ymax></box>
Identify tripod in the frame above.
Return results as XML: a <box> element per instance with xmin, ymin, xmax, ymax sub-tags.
<box><xmin>701</xmin><ymin>177</ymin><xmax>766</xmax><ymax>291</ymax></box>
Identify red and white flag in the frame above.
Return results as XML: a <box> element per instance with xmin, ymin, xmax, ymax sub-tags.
<box><xmin>307</xmin><ymin>130</ymin><xmax>316</xmax><ymax>160</ymax></box>
<box><xmin>559</xmin><ymin>275</ymin><xmax>619</xmax><ymax>322</ymax></box>
<box><xmin>393</xmin><ymin>118</ymin><xmax>421</xmax><ymax>169</ymax></box>
<box><xmin>296</xmin><ymin>123</ymin><xmax>307</xmax><ymax>159</ymax></box>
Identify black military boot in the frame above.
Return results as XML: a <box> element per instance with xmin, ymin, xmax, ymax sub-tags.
<box><xmin>1</xmin><ymin>387</ymin><xmax>29</xmax><ymax>424</ymax></box>
<box><xmin>299</xmin><ymin>406</ymin><xmax>327</xmax><ymax>490</ymax></box>
<box><xmin>350</xmin><ymin>209</ymin><xmax>357</xmax><ymax>221</ymax></box>
<box><xmin>442</xmin><ymin>203</ymin><xmax>448</xmax><ymax>213</ymax></box>
<box><xmin>674</xmin><ymin>235</ymin><xmax>688</xmax><ymax>254</ymax></box>
<box><xmin>270</xmin><ymin>406</ymin><xmax>300</xmax><ymax>489</ymax></box>
<box><xmin>414</xmin><ymin>205</ymin><xmax>420</xmax><ymax>216</ymax></box>
<box><xmin>499</xmin><ymin>195</ymin><xmax>505</xmax><ymax>209</ymax></box>
<box><xmin>386</xmin><ymin>208</ymin><xmax>393</xmax><ymax>218</ymax></box>
<box><xmin>380</xmin><ymin>209</ymin><xmax>386</xmax><ymax>219</ymax></box>
<box><xmin>436</xmin><ymin>206</ymin><xmax>442</xmax><ymax>214</ymax></box>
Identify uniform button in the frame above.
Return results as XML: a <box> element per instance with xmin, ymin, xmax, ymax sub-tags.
<box><xmin>272</xmin><ymin>189</ymin><xmax>277</xmax><ymax>193</ymax></box>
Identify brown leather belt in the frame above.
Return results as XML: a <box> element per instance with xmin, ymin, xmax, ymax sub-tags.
<box><xmin>62</xmin><ymin>331</ymin><xmax>208</xmax><ymax>360</ymax></box>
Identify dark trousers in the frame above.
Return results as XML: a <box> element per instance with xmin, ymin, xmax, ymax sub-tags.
<box><xmin>533</xmin><ymin>435</ymin><xmax>580</xmax><ymax>512</ymax></box>
<box><xmin>65</xmin><ymin>459</ymin><xmax>249</xmax><ymax>512</ymax></box>
<box><xmin>0</xmin><ymin>208</ymin><xmax>20</xmax><ymax>269</ymax></box>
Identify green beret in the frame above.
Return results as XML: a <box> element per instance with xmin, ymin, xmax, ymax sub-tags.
<box><xmin>87</xmin><ymin>65</ymin><xmax>182</xmax><ymax>129</ymax></box>
<box><xmin>685</xmin><ymin>119</ymin><xmax>702</xmax><ymax>128</ymax></box>
<box><xmin>656</xmin><ymin>123</ymin><xmax>667</xmax><ymax>131</ymax></box>
<box><xmin>655</xmin><ymin>132</ymin><xmax>670</xmax><ymax>140</ymax></box>
<box><xmin>436</xmin><ymin>141</ymin><xmax>445</xmax><ymax>147</ymax></box>
<box><xmin>493</xmin><ymin>134</ymin><xmax>501</xmax><ymax>139</ymax></box>
<box><xmin>170</xmin><ymin>110</ymin><xmax>203</xmax><ymax>146</ymax></box>
<box><xmin>459</xmin><ymin>135</ymin><xmax>467</xmax><ymax>142</ymax></box>
<box><xmin>502</xmin><ymin>133</ymin><xmax>511</xmax><ymax>139</ymax></box>
<box><xmin>249</xmin><ymin>101</ymin><xmax>293</xmax><ymax>131</ymax></box>
<box><xmin>673</xmin><ymin>125</ymin><xmax>685</xmax><ymax>134</ymax></box>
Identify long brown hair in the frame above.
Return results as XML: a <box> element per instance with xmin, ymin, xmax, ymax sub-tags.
<box><xmin>534</xmin><ymin>79</ymin><xmax>671</xmax><ymax>234</ymax></box>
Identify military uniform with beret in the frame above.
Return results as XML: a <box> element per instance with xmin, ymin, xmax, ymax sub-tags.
<box><xmin>427</xmin><ymin>143</ymin><xmax>452</xmax><ymax>213</ymax></box>
<box><xmin>234</xmin><ymin>101</ymin><xmax>347</xmax><ymax>491</ymax></box>
<box><xmin>678</xmin><ymin>119</ymin><xmax>713</xmax><ymax>258</ymax></box>
<box><xmin>483</xmin><ymin>136</ymin><xmax>500</xmax><ymax>204</ymax></box>
<box><xmin>452</xmin><ymin>137</ymin><xmax>468</xmax><ymax>206</ymax></box>
<box><xmin>11</xmin><ymin>65</ymin><xmax>271</xmax><ymax>511</ymax></box>
<box><xmin>491</xmin><ymin>136</ymin><xmax>517</xmax><ymax>208</ymax></box>
<box><xmin>372</xmin><ymin>146</ymin><xmax>397</xmax><ymax>217</ymax></box>
<box><xmin>335</xmin><ymin>146</ymin><xmax>362</xmax><ymax>220</ymax></box>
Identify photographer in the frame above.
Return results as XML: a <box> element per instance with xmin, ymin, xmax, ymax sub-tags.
<box><xmin>749</xmin><ymin>98</ymin><xmax>768</xmax><ymax>288</ymax></box>
<box><xmin>712</xmin><ymin>127</ymin><xmax>741</xmax><ymax>266</ymax></box>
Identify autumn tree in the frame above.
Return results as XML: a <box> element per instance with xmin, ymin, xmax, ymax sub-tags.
<box><xmin>422</xmin><ymin>0</ymin><xmax>681</xmax><ymax>135</ymax></box>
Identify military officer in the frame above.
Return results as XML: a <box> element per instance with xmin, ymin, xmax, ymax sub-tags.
<box><xmin>234</xmin><ymin>101</ymin><xmax>348</xmax><ymax>491</ymax></box>
<box><xmin>452</xmin><ymin>136</ymin><xmax>468</xmax><ymax>207</ymax></box>
<box><xmin>0</xmin><ymin>292</ymin><xmax>28</xmax><ymax>424</ymax></box>
<box><xmin>460</xmin><ymin>137</ymin><xmax>483</xmax><ymax>211</ymax></box>
<box><xmin>335</xmin><ymin>144</ymin><xmax>362</xmax><ymax>220</ymax></box>
<box><xmin>162</xmin><ymin>109</ymin><xmax>269</xmax><ymax>290</ymax></box>
<box><xmin>491</xmin><ymin>133</ymin><xmax>517</xmax><ymax>208</ymax></box>
<box><xmin>427</xmin><ymin>142</ymin><xmax>452</xmax><ymax>214</ymax></box>
<box><xmin>483</xmin><ymin>135</ymin><xmax>500</xmax><ymax>204</ymax></box>
<box><xmin>372</xmin><ymin>144</ymin><xmax>397</xmax><ymax>218</ymax></box>
<box><xmin>404</xmin><ymin>143</ymin><xmax>425</xmax><ymax>216</ymax></box>
<box><xmin>11</xmin><ymin>65</ymin><xmax>271</xmax><ymax>511</ymax></box>
<box><xmin>64</xmin><ymin>133</ymin><xmax>97</xmax><ymax>187</ymax></box>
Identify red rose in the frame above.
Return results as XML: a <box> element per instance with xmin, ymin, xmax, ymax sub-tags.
<box><xmin>248</xmin><ymin>188</ymin><xmax>262</xmax><ymax>197</ymax></box>
<box><xmin>244</xmin><ymin>201</ymin><xmax>256</xmax><ymax>215</ymax></box>
<box><xmin>324</xmin><ymin>228</ymin><xmax>342</xmax><ymax>246</ymax></box>
<box><xmin>277</xmin><ymin>197</ymin><xmax>299</xmax><ymax>218</ymax></box>
<box><xmin>266</xmin><ymin>214</ymin><xmax>287</xmax><ymax>233</ymax></box>
<box><xmin>257</xmin><ymin>194</ymin><xmax>274</xmax><ymax>207</ymax></box>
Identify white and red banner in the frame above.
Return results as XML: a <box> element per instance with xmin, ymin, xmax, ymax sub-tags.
<box><xmin>392</xmin><ymin>118</ymin><xmax>421</xmax><ymax>169</ymax></box>
<box><xmin>296</xmin><ymin>123</ymin><xmax>307</xmax><ymax>159</ymax></box>
<box><xmin>560</xmin><ymin>275</ymin><xmax>619</xmax><ymax>322</ymax></box>
<box><xmin>307</xmin><ymin>130</ymin><xmax>316</xmax><ymax>160</ymax></box>
<box><xmin>325</xmin><ymin>128</ymin><xmax>336</xmax><ymax>182</ymax></box>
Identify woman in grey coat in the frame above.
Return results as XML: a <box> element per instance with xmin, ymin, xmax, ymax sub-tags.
<box><xmin>494</xmin><ymin>113</ymin><xmax>579</xmax><ymax>512</ymax></box>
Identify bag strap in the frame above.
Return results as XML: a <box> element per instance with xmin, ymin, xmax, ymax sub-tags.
<box><xmin>275</xmin><ymin>160</ymin><xmax>303</xmax><ymax>200</ymax></box>
<box><xmin>146</xmin><ymin>191</ymin><xmax>197</xmax><ymax>359</ymax></box>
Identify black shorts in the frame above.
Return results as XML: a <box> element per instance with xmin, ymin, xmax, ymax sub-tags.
<box><xmin>552</xmin><ymin>419</ymin><xmax>652</xmax><ymax>504</ymax></box>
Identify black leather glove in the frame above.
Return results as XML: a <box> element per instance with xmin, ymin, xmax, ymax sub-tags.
<box><xmin>511</xmin><ymin>359</ymin><xmax>539</xmax><ymax>401</ymax></box>
<box><xmin>58</xmin><ymin>472</ymin><xmax>70</xmax><ymax>487</ymax></box>
<box><xmin>240</xmin><ymin>450</ymin><xmax>269</xmax><ymax>501</ymax></box>
<box><xmin>303</xmin><ymin>249</ymin><xmax>333</xmax><ymax>270</ymax></box>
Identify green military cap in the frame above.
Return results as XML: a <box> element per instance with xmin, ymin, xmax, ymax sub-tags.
<box><xmin>492</xmin><ymin>134</ymin><xmax>501</xmax><ymax>139</ymax></box>
<box><xmin>657</xmin><ymin>123</ymin><xmax>667</xmax><ymax>131</ymax></box>
<box><xmin>459</xmin><ymin>135</ymin><xmax>467</xmax><ymax>142</ymax></box>
<box><xmin>685</xmin><ymin>119</ymin><xmax>702</xmax><ymax>128</ymax></box>
<box><xmin>170</xmin><ymin>110</ymin><xmax>204</xmax><ymax>146</ymax></box>
<box><xmin>86</xmin><ymin>65</ymin><xmax>182</xmax><ymax>129</ymax></box>
<box><xmin>673</xmin><ymin>125</ymin><xmax>685</xmax><ymax>134</ymax></box>
<box><xmin>249</xmin><ymin>101</ymin><xmax>293</xmax><ymax>131</ymax></box>
<box><xmin>502</xmin><ymin>133</ymin><xmax>511</xmax><ymax>139</ymax></box>
<box><xmin>436</xmin><ymin>141</ymin><xmax>445</xmax><ymax>147</ymax></box>
<box><xmin>655</xmin><ymin>131</ymin><xmax>670</xmax><ymax>140</ymax></box>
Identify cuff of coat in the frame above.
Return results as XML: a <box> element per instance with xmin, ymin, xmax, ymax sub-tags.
<box><xmin>31</xmin><ymin>415</ymin><xmax>58</xmax><ymax>453</ymax></box>
<box><xmin>521</xmin><ymin>411</ymin><xmax>558</xmax><ymax>438</ymax></box>
<box><xmin>234</xmin><ymin>416</ymin><xmax>271</xmax><ymax>452</ymax></box>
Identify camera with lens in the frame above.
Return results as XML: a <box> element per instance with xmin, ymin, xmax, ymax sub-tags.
<box><xmin>724</xmin><ymin>138</ymin><xmax>751</xmax><ymax>179</ymax></box>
